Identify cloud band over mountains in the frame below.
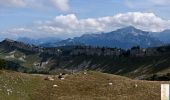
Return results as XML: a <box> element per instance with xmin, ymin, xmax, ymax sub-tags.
<box><xmin>5</xmin><ymin>12</ymin><xmax>170</xmax><ymax>39</ymax></box>
<box><xmin>0</xmin><ymin>0</ymin><xmax>170</xmax><ymax>39</ymax></box>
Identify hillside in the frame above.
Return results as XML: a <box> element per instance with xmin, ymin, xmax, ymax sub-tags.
<box><xmin>17</xmin><ymin>37</ymin><xmax>61</xmax><ymax>45</ymax></box>
<box><xmin>0</xmin><ymin>39</ymin><xmax>170</xmax><ymax>80</ymax></box>
<box><xmin>0</xmin><ymin>70</ymin><xmax>168</xmax><ymax>100</ymax></box>
<box><xmin>153</xmin><ymin>29</ymin><xmax>170</xmax><ymax>43</ymax></box>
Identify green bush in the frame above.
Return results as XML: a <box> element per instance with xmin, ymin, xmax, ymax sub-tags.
<box><xmin>0</xmin><ymin>59</ymin><xmax>7</xmax><ymax>70</ymax></box>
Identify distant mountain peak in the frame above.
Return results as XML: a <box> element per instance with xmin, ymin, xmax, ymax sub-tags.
<box><xmin>17</xmin><ymin>37</ymin><xmax>61</xmax><ymax>45</ymax></box>
<box><xmin>162</xmin><ymin>29</ymin><xmax>170</xmax><ymax>33</ymax></box>
<box><xmin>124</xmin><ymin>26</ymin><xmax>137</xmax><ymax>29</ymax></box>
<box><xmin>40</xmin><ymin>26</ymin><xmax>163</xmax><ymax>49</ymax></box>
<box><xmin>3</xmin><ymin>38</ymin><xmax>15</xmax><ymax>43</ymax></box>
<box><xmin>117</xmin><ymin>26</ymin><xmax>140</xmax><ymax>32</ymax></box>
<box><xmin>115</xmin><ymin>26</ymin><xmax>149</xmax><ymax>36</ymax></box>
<box><xmin>1</xmin><ymin>39</ymin><xmax>31</xmax><ymax>47</ymax></box>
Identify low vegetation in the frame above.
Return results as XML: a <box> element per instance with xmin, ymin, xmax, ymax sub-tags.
<box><xmin>0</xmin><ymin>70</ymin><xmax>168</xmax><ymax>100</ymax></box>
<box><xmin>1</xmin><ymin>39</ymin><xmax>170</xmax><ymax>80</ymax></box>
<box><xmin>0</xmin><ymin>59</ymin><xmax>7</xmax><ymax>70</ymax></box>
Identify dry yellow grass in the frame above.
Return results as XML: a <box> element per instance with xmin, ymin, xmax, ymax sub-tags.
<box><xmin>0</xmin><ymin>70</ymin><xmax>169</xmax><ymax>100</ymax></box>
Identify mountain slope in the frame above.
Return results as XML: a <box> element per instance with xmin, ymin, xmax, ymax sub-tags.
<box><xmin>40</xmin><ymin>38</ymin><xmax>85</xmax><ymax>47</ymax></box>
<box><xmin>0</xmin><ymin>39</ymin><xmax>170</xmax><ymax>80</ymax></box>
<box><xmin>44</xmin><ymin>26</ymin><xmax>163</xmax><ymax>49</ymax></box>
<box><xmin>17</xmin><ymin>37</ymin><xmax>61</xmax><ymax>45</ymax></box>
<box><xmin>153</xmin><ymin>29</ymin><xmax>170</xmax><ymax>43</ymax></box>
<box><xmin>0</xmin><ymin>70</ymin><xmax>167</xmax><ymax>100</ymax></box>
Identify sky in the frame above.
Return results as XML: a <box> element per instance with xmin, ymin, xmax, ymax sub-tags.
<box><xmin>0</xmin><ymin>0</ymin><xmax>170</xmax><ymax>39</ymax></box>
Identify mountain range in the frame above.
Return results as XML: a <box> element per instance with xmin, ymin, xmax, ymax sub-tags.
<box><xmin>15</xmin><ymin>26</ymin><xmax>170</xmax><ymax>49</ymax></box>
<box><xmin>1</xmin><ymin>38</ymin><xmax>170</xmax><ymax>80</ymax></box>
<box><xmin>1</xmin><ymin>30</ymin><xmax>168</xmax><ymax>100</ymax></box>
<box><xmin>17</xmin><ymin>37</ymin><xmax>61</xmax><ymax>45</ymax></box>
<box><xmin>153</xmin><ymin>29</ymin><xmax>170</xmax><ymax>43</ymax></box>
<box><xmin>39</xmin><ymin>26</ymin><xmax>165</xmax><ymax>49</ymax></box>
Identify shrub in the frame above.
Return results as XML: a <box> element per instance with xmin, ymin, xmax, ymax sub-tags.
<box><xmin>0</xmin><ymin>59</ymin><xmax>7</xmax><ymax>70</ymax></box>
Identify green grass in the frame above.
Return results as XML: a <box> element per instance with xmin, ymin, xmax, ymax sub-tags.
<box><xmin>21</xmin><ymin>54</ymin><xmax>41</xmax><ymax>67</ymax></box>
<box><xmin>1</xmin><ymin>45</ymin><xmax>170</xmax><ymax>79</ymax></box>
<box><xmin>0</xmin><ymin>70</ymin><xmax>169</xmax><ymax>100</ymax></box>
<box><xmin>0</xmin><ymin>49</ymin><xmax>41</xmax><ymax>68</ymax></box>
<box><xmin>0</xmin><ymin>70</ymin><xmax>43</xmax><ymax>100</ymax></box>
<box><xmin>62</xmin><ymin>55</ymin><xmax>170</xmax><ymax>78</ymax></box>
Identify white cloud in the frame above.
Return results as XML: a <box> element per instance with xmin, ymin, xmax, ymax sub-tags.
<box><xmin>0</xmin><ymin>31</ymin><xmax>18</xmax><ymax>40</ymax></box>
<box><xmin>4</xmin><ymin>12</ymin><xmax>170</xmax><ymax>39</ymax></box>
<box><xmin>50</xmin><ymin>0</ymin><xmax>70</xmax><ymax>12</ymax></box>
<box><xmin>36</xmin><ymin>12</ymin><xmax>170</xmax><ymax>36</ymax></box>
<box><xmin>150</xmin><ymin>0</ymin><xmax>170</xmax><ymax>5</ymax></box>
<box><xmin>0</xmin><ymin>0</ymin><xmax>70</xmax><ymax>12</ymax></box>
<box><xmin>0</xmin><ymin>0</ymin><xmax>27</xmax><ymax>7</ymax></box>
<box><xmin>37</xmin><ymin>14</ymin><xmax>106</xmax><ymax>36</ymax></box>
<box><xmin>125</xmin><ymin>0</ymin><xmax>170</xmax><ymax>8</ymax></box>
<box><xmin>9</xmin><ymin>28</ymin><xmax>33</xmax><ymax>34</ymax></box>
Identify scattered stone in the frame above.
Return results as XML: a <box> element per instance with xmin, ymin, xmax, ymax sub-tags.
<box><xmin>83</xmin><ymin>70</ymin><xmax>87</xmax><ymax>75</ymax></box>
<box><xmin>49</xmin><ymin>78</ymin><xmax>54</xmax><ymax>81</ymax></box>
<box><xmin>135</xmin><ymin>84</ymin><xmax>138</xmax><ymax>88</ymax></box>
<box><xmin>108</xmin><ymin>82</ymin><xmax>113</xmax><ymax>86</ymax></box>
<box><xmin>60</xmin><ymin>78</ymin><xmax>65</xmax><ymax>80</ymax></box>
<box><xmin>83</xmin><ymin>72</ymin><xmax>87</xmax><ymax>75</ymax></box>
<box><xmin>7</xmin><ymin>89</ymin><xmax>12</xmax><ymax>95</ymax></box>
<box><xmin>53</xmin><ymin>85</ymin><xmax>58</xmax><ymax>88</ymax></box>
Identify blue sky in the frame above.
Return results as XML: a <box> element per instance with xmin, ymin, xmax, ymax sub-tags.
<box><xmin>0</xmin><ymin>0</ymin><xmax>170</xmax><ymax>39</ymax></box>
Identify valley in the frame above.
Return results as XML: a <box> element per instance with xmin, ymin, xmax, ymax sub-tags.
<box><xmin>0</xmin><ymin>27</ymin><xmax>170</xmax><ymax>100</ymax></box>
<box><xmin>0</xmin><ymin>38</ymin><xmax>170</xmax><ymax>80</ymax></box>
